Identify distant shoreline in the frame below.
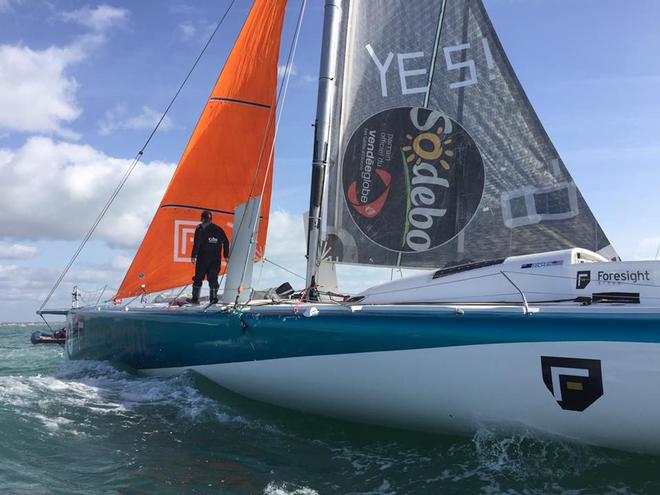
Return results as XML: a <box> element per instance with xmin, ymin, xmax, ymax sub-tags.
<box><xmin>0</xmin><ymin>322</ymin><xmax>52</xmax><ymax>327</ymax></box>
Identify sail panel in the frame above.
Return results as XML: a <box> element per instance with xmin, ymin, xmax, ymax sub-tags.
<box><xmin>116</xmin><ymin>0</ymin><xmax>286</xmax><ymax>299</ymax></box>
<box><xmin>322</xmin><ymin>0</ymin><xmax>615</xmax><ymax>270</ymax></box>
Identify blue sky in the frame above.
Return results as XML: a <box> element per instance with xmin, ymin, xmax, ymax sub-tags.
<box><xmin>0</xmin><ymin>0</ymin><xmax>658</xmax><ymax>321</ymax></box>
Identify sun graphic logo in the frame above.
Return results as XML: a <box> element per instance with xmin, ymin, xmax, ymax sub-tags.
<box><xmin>402</xmin><ymin>126</ymin><xmax>455</xmax><ymax>171</ymax></box>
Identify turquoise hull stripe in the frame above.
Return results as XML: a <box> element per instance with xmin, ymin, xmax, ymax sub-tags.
<box><xmin>66</xmin><ymin>307</ymin><xmax>660</xmax><ymax>370</ymax></box>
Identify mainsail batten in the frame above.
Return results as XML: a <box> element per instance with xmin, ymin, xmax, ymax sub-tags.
<box><xmin>318</xmin><ymin>0</ymin><xmax>616</xmax><ymax>274</ymax></box>
<box><xmin>116</xmin><ymin>0</ymin><xmax>287</xmax><ymax>300</ymax></box>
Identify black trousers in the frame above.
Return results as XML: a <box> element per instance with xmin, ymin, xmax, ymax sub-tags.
<box><xmin>192</xmin><ymin>256</ymin><xmax>221</xmax><ymax>290</ymax></box>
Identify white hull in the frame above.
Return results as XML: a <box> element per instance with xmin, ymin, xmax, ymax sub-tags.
<box><xmin>143</xmin><ymin>341</ymin><xmax>660</xmax><ymax>453</ymax></box>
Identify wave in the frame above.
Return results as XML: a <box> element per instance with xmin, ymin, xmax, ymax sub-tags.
<box><xmin>0</xmin><ymin>360</ymin><xmax>272</xmax><ymax>438</ymax></box>
<box><xmin>310</xmin><ymin>424</ymin><xmax>644</xmax><ymax>495</ymax></box>
<box><xmin>264</xmin><ymin>482</ymin><xmax>320</xmax><ymax>495</ymax></box>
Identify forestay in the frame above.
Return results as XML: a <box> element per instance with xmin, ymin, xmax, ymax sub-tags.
<box><xmin>320</xmin><ymin>0</ymin><xmax>616</xmax><ymax>270</ymax></box>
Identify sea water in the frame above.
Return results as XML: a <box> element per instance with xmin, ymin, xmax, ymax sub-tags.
<box><xmin>1</xmin><ymin>323</ymin><xmax>659</xmax><ymax>495</ymax></box>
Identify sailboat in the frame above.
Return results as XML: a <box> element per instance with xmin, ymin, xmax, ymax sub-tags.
<box><xmin>41</xmin><ymin>0</ymin><xmax>660</xmax><ymax>454</ymax></box>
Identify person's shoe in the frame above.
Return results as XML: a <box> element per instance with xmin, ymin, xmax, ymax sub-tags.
<box><xmin>209</xmin><ymin>288</ymin><xmax>219</xmax><ymax>305</ymax></box>
<box><xmin>187</xmin><ymin>286</ymin><xmax>201</xmax><ymax>305</ymax></box>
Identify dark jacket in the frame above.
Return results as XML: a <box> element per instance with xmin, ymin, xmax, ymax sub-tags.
<box><xmin>191</xmin><ymin>222</ymin><xmax>229</xmax><ymax>260</ymax></box>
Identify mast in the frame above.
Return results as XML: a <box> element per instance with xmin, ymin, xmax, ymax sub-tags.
<box><xmin>305</xmin><ymin>0</ymin><xmax>343</xmax><ymax>288</ymax></box>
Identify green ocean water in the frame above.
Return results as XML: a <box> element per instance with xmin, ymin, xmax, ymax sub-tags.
<box><xmin>2</xmin><ymin>324</ymin><xmax>660</xmax><ymax>494</ymax></box>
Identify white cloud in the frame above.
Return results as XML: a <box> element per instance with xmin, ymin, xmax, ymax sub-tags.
<box><xmin>169</xmin><ymin>4</ymin><xmax>200</xmax><ymax>15</ymax></box>
<box><xmin>0</xmin><ymin>242</ymin><xmax>37</xmax><ymax>259</ymax></box>
<box><xmin>59</xmin><ymin>4</ymin><xmax>129</xmax><ymax>33</ymax></box>
<box><xmin>176</xmin><ymin>19</ymin><xmax>215</xmax><ymax>42</ymax></box>
<box><xmin>0</xmin><ymin>0</ymin><xmax>19</xmax><ymax>13</ymax></box>
<box><xmin>277</xmin><ymin>64</ymin><xmax>317</xmax><ymax>85</ymax></box>
<box><xmin>179</xmin><ymin>22</ymin><xmax>196</xmax><ymax>40</ymax></box>
<box><xmin>0</xmin><ymin>262</ymin><xmax>120</xmax><ymax>308</ymax></box>
<box><xmin>98</xmin><ymin>105</ymin><xmax>173</xmax><ymax>136</ymax></box>
<box><xmin>111</xmin><ymin>255</ymin><xmax>132</xmax><ymax>271</ymax></box>
<box><xmin>617</xmin><ymin>236</ymin><xmax>660</xmax><ymax>261</ymax></box>
<box><xmin>0</xmin><ymin>264</ymin><xmax>45</xmax><ymax>299</ymax></box>
<box><xmin>278</xmin><ymin>63</ymin><xmax>297</xmax><ymax>79</ymax></box>
<box><xmin>57</xmin><ymin>5</ymin><xmax>129</xmax><ymax>55</ymax></box>
<box><xmin>0</xmin><ymin>5</ymin><xmax>128</xmax><ymax>138</ymax></box>
<box><xmin>0</xmin><ymin>137</ymin><xmax>176</xmax><ymax>247</ymax></box>
<box><xmin>640</xmin><ymin>237</ymin><xmax>660</xmax><ymax>255</ymax></box>
<box><xmin>258</xmin><ymin>210</ymin><xmax>307</xmax><ymax>286</ymax></box>
<box><xmin>0</xmin><ymin>44</ymin><xmax>83</xmax><ymax>138</ymax></box>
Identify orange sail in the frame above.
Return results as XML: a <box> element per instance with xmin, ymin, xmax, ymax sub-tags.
<box><xmin>115</xmin><ymin>0</ymin><xmax>287</xmax><ymax>299</ymax></box>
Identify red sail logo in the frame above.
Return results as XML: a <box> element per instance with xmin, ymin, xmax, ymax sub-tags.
<box><xmin>347</xmin><ymin>169</ymin><xmax>392</xmax><ymax>218</ymax></box>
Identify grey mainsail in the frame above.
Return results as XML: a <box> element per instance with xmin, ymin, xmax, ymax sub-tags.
<box><xmin>318</xmin><ymin>0</ymin><xmax>616</xmax><ymax>272</ymax></box>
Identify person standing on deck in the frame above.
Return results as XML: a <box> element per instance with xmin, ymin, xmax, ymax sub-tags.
<box><xmin>189</xmin><ymin>210</ymin><xmax>230</xmax><ymax>305</ymax></box>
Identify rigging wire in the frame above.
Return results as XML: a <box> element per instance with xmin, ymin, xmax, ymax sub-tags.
<box><xmin>424</xmin><ymin>0</ymin><xmax>448</xmax><ymax>108</ymax></box>
<box><xmin>37</xmin><ymin>0</ymin><xmax>238</xmax><ymax>313</ymax></box>
<box><xmin>232</xmin><ymin>0</ymin><xmax>308</xmax><ymax>304</ymax></box>
<box><xmin>263</xmin><ymin>257</ymin><xmax>306</xmax><ymax>280</ymax></box>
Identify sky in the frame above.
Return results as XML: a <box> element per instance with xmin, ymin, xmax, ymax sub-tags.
<box><xmin>0</xmin><ymin>0</ymin><xmax>658</xmax><ymax>321</ymax></box>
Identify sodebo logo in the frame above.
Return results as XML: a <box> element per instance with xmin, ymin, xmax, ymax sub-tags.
<box><xmin>342</xmin><ymin>106</ymin><xmax>484</xmax><ymax>253</ymax></box>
